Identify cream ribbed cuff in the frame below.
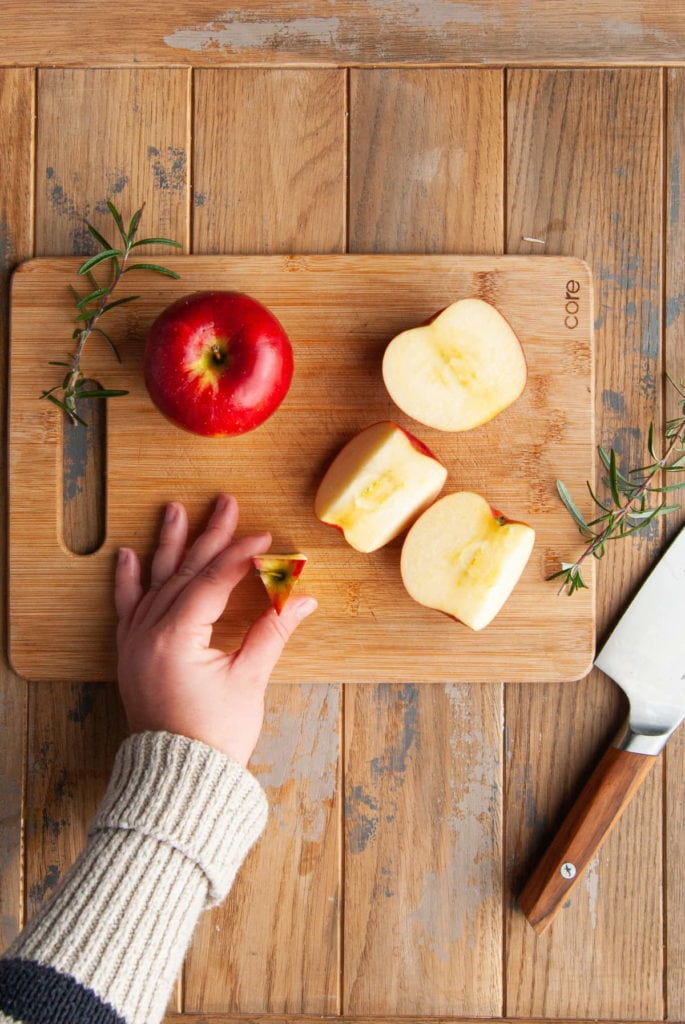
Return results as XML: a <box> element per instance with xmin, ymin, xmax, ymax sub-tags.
<box><xmin>90</xmin><ymin>730</ymin><xmax>269</xmax><ymax>906</ymax></box>
<box><xmin>6</xmin><ymin>731</ymin><xmax>268</xmax><ymax>1024</ymax></box>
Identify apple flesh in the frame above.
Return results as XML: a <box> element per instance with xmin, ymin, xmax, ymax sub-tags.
<box><xmin>400</xmin><ymin>491</ymin><xmax>535</xmax><ymax>630</ymax></box>
<box><xmin>314</xmin><ymin>420</ymin><xmax>447</xmax><ymax>553</ymax></box>
<box><xmin>144</xmin><ymin>290</ymin><xmax>294</xmax><ymax>437</ymax></box>
<box><xmin>252</xmin><ymin>553</ymin><xmax>308</xmax><ymax>614</ymax></box>
<box><xmin>382</xmin><ymin>298</ymin><xmax>527</xmax><ymax>431</ymax></box>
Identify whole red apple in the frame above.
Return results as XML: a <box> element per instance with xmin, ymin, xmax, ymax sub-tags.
<box><xmin>144</xmin><ymin>290</ymin><xmax>294</xmax><ymax>436</ymax></box>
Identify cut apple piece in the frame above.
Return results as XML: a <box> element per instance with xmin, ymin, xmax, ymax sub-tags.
<box><xmin>382</xmin><ymin>298</ymin><xmax>527</xmax><ymax>431</ymax></box>
<box><xmin>252</xmin><ymin>553</ymin><xmax>307</xmax><ymax>614</ymax></box>
<box><xmin>314</xmin><ymin>420</ymin><xmax>447</xmax><ymax>553</ymax></box>
<box><xmin>400</xmin><ymin>491</ymin><xmax>535</xmax><ymax>630</ymax></box>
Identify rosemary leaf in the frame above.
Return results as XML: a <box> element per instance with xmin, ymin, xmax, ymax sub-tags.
<box><xmin>122</xmin><ymin>263</ymin><xmax>180</xmax><ymax>279</ymax></box>
<box><xmin>608</xmin><ymin>449</ymin><xmax>622</xmax><ymax>507</ymax></box>
<box><xmin>77</xmin><ymin>287</ymin><xmax>109</xmax><ymax>307</ymax></box>
<box><xmin>127</xmin><ymin>207</ymin><xmax>144</xmax><ymax>241</ymax></box>
<box><xmin>556</xmin><ymin>480</ymin><xmax>590</xmax><ymax>531</ymax></box>
<box><xmin>77</xmin><ymin>388</ymin><xmax>129</xmax><ymax>398</ymax></box>
<box><xmin>45</xmin><ymin>393</ymin><xmax>88</xmax><ymax>426</ymax></box>
<box><xmin>100</xmin><ymin>295</ymin><xmax>140</xmax><ymax>314</ymax></box>
<box><xmin>86</xmin><ymin>221</ymin><xmax>113</xmax><ymax>251</ymax></box>
<box><xmin>91</xmin><ymin>326</ymin><xmax>122</xmax><ymax>362</ymax></box>
<box><xmin>78</xmin><ymin>249</ymin><xmax>123</xmax><ymax>275</ymax></box>
<box><xmin>130</xmin><ymin>237</ymin><xmax>183</xmax><ymax>249</ymax></box>
<box><xmin>107</xmin><ymin>201</ymin><xmax>127</xmax><ymax>242</ymax></box>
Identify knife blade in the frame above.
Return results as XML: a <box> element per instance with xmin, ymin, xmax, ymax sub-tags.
<box><xmin>519</xmin><ymin>524</ymin><xmax>685</xmax><ymax>934</ymax></box>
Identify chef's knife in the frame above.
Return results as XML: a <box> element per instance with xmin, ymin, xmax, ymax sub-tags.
<box><xmin>519</xmin><ymin>524</ymin><xmax>685</xmax><ymax>934</ymax></box>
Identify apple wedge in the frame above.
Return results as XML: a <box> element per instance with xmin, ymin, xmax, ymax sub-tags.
<box><xmin>314</xmin><ymin>421</ymin><xmax>447</xmax><ymax>553</ymax></box>
<box><xmin>400</xmin><ymin>491</ymin><xmax>535</xmax><ymax>630</ymax></box>
<box><xmin>382</xmin><ymin>298</ymin><xmax>527</xmax><ymax>431</ymax></box>
<box><xmin>252</xmin><ymin>553</ymin><xmax>307</xmax><ymax>614</ymax></box>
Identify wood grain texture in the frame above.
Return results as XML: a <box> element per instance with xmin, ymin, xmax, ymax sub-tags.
<box><xmin>519</xmin><ymin>746</ymin><xmax>659</xmax><ymax>934</ymax></box>
<box><xmin>344</xmin><ymin>69</ymin><xmax>504</xmax><ymax>1017</ymax></box>
<box><xmin>0</xmin><ymin>67</ymin><xmax>33</xmax><ymax>951</ymax></box>
<box><xmin>25</xmin><ymin>683</ymin><xmax>127</xmax><ymax>919</ymax></box>
<box><xmin>184</xmin><ymin>68</ymin><xmax>344</xmax><ymax>1014</ymax></box>
<box><xmin>349</xmin><ymin>69</ymin><xmax>502</xmax><ymax>254</ymax></box>
<box><xmin>193</xmin><ymin>70</ymin><xmax>345</xmax><ymax>255</ymax></box>
<box><xmin>0</xmin><ymin>1</ymin><xmax>684</xmax><ymax>66</ymax></box>
<box><xmin>664</xmin><ymin>67</ymin><xmax>685</xmax><ymax>1023</ymax></box>
<box><xmin>344</xmin><ymin>684</ymin><xmax>503</xmax><ymax>1015</ymax></box>
<box><xmin>505</xmin><ymin>69</ymin><xmax>665</xmax><ymax>1020</ymax></box>
<box><xmin>10</xmin><ymin>254</ymin><xmax>594</xmax><ymax>684</ymax></box>
<box><xmin>185</xmin><ymin>685</ymin><xmax>341</xmax><ymax>1013</ymax></box>
<box><xmin>165</xmin><ymin>1017</ymin><xmax>670</xmax><ymax>1024</ymax></box>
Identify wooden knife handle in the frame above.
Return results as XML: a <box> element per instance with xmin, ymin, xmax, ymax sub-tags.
<box><xmin>518</xmin><ymin>745</ymin><xmax>658</xmax><ymax>934</ymax></box>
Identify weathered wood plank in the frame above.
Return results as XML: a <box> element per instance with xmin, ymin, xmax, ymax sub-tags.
<box><xmin>349</xmin><ymin>68</ymin><xmax>503</xmax><ymax>254</ymax></box>
<box><xmin>26</xmin><ymin>67</ymin><xmax>192</xmax><ymax>1013</ymax></box>
<box><xmin>664</xmin><ymin>66</ymin><xmax>685</xmax><ymax>1023</ymax></box>
<box><xmin>0</xmin><ymin>1</ymin><xmax>683</xmax><ymax>67</ymax></box>
<box><xmin>505</xmin><ymin>68</ymin><xmax>664</xmax><ymax>1020</ymax></box>
<box><xmin>193</xmin><ymin>69</ymin><xmax>345</xmax><ymax>255</ymax></box>
<box><xmin>164</xmin><ymin>1016</ymin><xmax>668</xmax><ymax>1024</ymax></box>
<box><xmin>0</xmin><ymin>66</ymin><xmax>33</xmax><ymax>951</ymax></box>
<box><xmin>344</xmin><ymin>68</ymin><xmax>504</xmax><ymax>1017</ymax></box>
<box><xmin>184</xmin><ymin>68</ymin><xmax>346</xmax><ymax>1015</ymax></box>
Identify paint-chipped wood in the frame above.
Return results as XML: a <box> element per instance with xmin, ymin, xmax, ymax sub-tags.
<box><xmin>504</xmin><ymin>69</ymin><xmax>664</xmax><ymax>1020</ymax></box>
<box><xmin>0</xmin><ymin>1</ymin><xmax>683</xmax><ymax>66</ymax></box>
<box><xmin>25</xmin><ymin>683</ymin><xmax>126</xmax><ymax>918</ymax></box>
<box><xmin>665</xmin><ymin>67</ymin><xmax>685</xmax><ymax>1023</ymax></box>
<box><xmin>36</xmin><ymin>69</ymin><xmax>190</xmax><ymax>258</ymax></box>
<box><xmin>344</xmin><ymin>684</ymin><xmax>503</xmax><ymax>1015</ymax></box>
<box><xmin>184</xmin><ymin>67</ymin><xmax>344</xmax><ymax>1014</ymax></box>
<box><xmin>343</xmin><ymin>68</ymin><xmax>505</xmax><ymax>1017</ymax></box>
<box><xmin>0</xmin><ymin>66</ymin><xmax>32</xmax><ymax>952</ymax></box>
<box><xmin>185</xmin><ymin>685</ymin><xmax>341</xmax><ymax>1013</ymax></box>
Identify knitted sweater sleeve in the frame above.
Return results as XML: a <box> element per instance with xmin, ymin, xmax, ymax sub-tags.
<box><xmin>0</xmin><ymin>731</ymin><xmax>269</xmax><ymax>1024</ymax></box>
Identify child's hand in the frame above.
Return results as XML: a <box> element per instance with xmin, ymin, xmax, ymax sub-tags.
<box><xmin>114</xmin><ymin>494</ymin><xmax>317</xmax><ymax>766</ymax></box>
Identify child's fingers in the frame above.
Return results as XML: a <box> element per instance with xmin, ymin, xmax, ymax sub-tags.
<box><xmin>114</xmin><ymin>547</ymin><xmax>143</xmax><ymax>622</ymax></box>
<box><xmin>142</xmin><ymin>494</ymin><xmax>239</xmax><ymax>626</ymax></box>
<box><xmin>230</xmin><ymin>596</ymin><xmax>318</xmax><ymax>685</ymax></box>
<box><xmin>149</xmin><ymin>502</ymin><xmax>189</xmax><ymax>589</ymax></box>
<box><xmin>163</xmin><ymin>531</ymin><xmax>272</xmax><ymax>630</ymax></box>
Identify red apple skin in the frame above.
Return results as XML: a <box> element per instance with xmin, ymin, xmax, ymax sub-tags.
<box><xmin>393</xmin><ymin>422</ymin><xmax>444</xmax><ymax>463</ymax></box>
<box><xmin>144</xmin><ymin>290</ymin><xmax>294</xmax><ymax>437</ymax></box>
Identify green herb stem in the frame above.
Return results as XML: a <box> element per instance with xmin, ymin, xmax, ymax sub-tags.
<box><xmin>551</xmin><ymin>377</ymin><xmax>685</xmax><ymax>595</ymax></box>
<box><xmin>41</xmin><ymin>201</ymin><xmax>181</xmax><ymax>425</ymax></box>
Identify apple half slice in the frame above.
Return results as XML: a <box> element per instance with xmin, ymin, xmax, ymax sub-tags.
<box><xmin>314</xmin><ymin>421</ymin><xmax>448</xmax><ymax>553</ymax></box>
<box><xmin>400</xmin><ymin>491</ymin><xmax>535</xmax><ymax>630</ymax></box>
<box><xmin>252</xmin><ymin>553</ymin><xmax>308</xmax><ymax>614</ymax></box>
<box><xmin>382</xmin><ymin>298</ymin><xmax>527</xmax><ymax>431</ymax></box>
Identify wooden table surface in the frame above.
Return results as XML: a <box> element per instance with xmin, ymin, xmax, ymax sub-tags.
<box><xmin>1</xmin><ymin>3</ymin><xmax>684</xmax><ymax>1021</ymax></box>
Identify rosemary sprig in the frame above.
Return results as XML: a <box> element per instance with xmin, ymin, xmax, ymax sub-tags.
<box><xmin>41</xmin><ymin>201</ymin><xmax>181</xmax><ymax>425</ymax></box>
<box><xmin>550</xmin><ymin>376</ymin><xmax>685</xmax><ymax>595</ymax></box>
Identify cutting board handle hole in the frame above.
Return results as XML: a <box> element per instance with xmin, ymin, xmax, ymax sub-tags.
<box><xmin>62</xmin><ymin>380</ymin><xmax>107</xmax><ymax>555</ymax></box>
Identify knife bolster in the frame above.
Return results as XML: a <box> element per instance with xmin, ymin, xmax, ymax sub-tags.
<box><xmin>613</xmin><ymin>720</ymin><xmax>674</xmax><ymax>756</ymax></box>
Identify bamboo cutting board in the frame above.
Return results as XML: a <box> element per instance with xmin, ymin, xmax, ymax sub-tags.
<box><xmin>9</xmin><ymin>255</ymin><xmax>594</xmax><ymax>683</ymax></box>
